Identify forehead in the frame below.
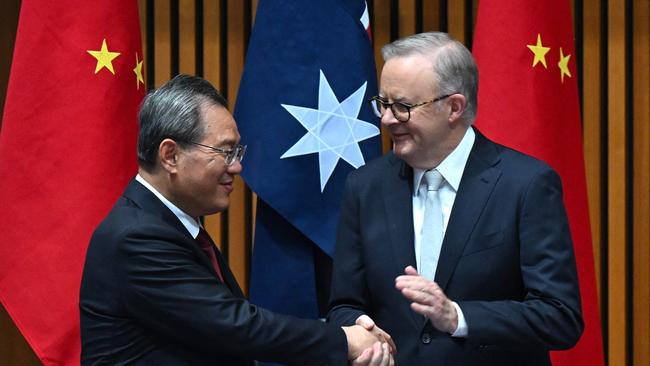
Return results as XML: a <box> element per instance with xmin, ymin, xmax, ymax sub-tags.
<box><xmin>200</xmin><ymin>103</ymin><xmax>240</xmax><ymax>143</ymax></box>
<box><xmin>380</xmin><ymin>54</ymin><xmax>437</xmax><ymax>97</ymax></box>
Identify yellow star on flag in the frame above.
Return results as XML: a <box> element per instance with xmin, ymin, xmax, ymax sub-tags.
<box><xmin>87</xmin><ymin>39</ymin><xmax>120</xmax><ymax>75</ymax></box>
<box><xmin>558</xmin><ymin>47</ymin><xmax>572</xmax><ymax>83</ymax></box>
<box><xmin>133</xmin><ymin>53</ymin><xmax>144</xmax><ymax>89</ymax></box>
<box><xmin>526</xmin><ymin>33</ymin><xmax>551</xmax><ymax>69</ymax></box>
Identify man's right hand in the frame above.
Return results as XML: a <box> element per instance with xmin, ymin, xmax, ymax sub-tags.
<box><xmin>355</xmin><ymin>315</ymin><xmax>396</xmax><ymax>355</ymax></box>
<box><xmin>342</xmin><ymin>325</ymin><xmax>383</xmax><ymax>360</ymax></box>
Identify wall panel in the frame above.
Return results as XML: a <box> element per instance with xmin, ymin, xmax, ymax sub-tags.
<box><xmin>224</xmin><ymin>0</ymin><xmax>249</xmax><ymax>289</ymax></box>
<box><xmin>154</xmin><ymin>0</ymin><xmax>172</xmax><ymax>86</ymax></box>
<box><xmin>632</xmin><ymin>1</ymin><xmax>650</xmax><ymax>365</ymax></box>
<box><xmin>178</xmin><ymin>0</ymin><xmax>196</xmax><ymax>74</ymax></box>
<box><xmin>422</xmin><ymin>0</ymin><xmax>441</xmax><ymax>32</ymax></box>
<box><xmin>607</xmin><ymin>0</ymin><xmax>629</xmax><ymax>364</ymax></box>
<box><xmin>582</xmin><ymin>0</ymin><xmax>603</xmax><ymax>300</ymax></box>
<box><xmin>447</xmin><ymin>0</ymin><xmax>466</xmax><ymax>44</ymax></box>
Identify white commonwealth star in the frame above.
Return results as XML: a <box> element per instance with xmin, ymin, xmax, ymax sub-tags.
<box><xmin>281</xmin><ymin>70</ymin><xmax>380</xmax><ymax>192</ymax></box>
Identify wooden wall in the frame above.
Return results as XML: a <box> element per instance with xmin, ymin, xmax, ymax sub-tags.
<box><xmin>0</xmin><ymin>1</ymin><xmax>648</xmax><ymax>365</ymax></box>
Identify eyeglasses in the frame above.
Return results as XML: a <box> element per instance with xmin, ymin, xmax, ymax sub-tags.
<box><xmin>368</xmin><ymin>93</ymin><xmax>457</xmax><ymax>122</ymax></box>
<box><xmin>183</xmin><ymin>141</ymin><xmax>246</xmax><ymax>166</ymax></box>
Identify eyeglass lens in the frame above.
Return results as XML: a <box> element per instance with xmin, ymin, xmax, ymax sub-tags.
<box><xmin>225</xmin><ymin>144</ymin><xmax>246</xmax><ymax>165</ymax></box>
<box><xmin>370</xmin><ymin>99</ymin><xmax>410</xmax><ymax>122</ymax></box>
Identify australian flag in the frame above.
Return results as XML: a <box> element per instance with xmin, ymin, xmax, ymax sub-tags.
<box><xmin>234</xmin><ymin>0</ymin><xmax>381</xmax><ymax>325</ymax></box>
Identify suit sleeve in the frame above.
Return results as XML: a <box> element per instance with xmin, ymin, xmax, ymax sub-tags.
<box><xmin>328</xmin><ymin>172</ymin><xmax>370</xmax><ymax>326</ymax></box>
<box><xmin>459</xmin><ymin>167</ymin><xmax>584</xmax><ymax>350</ymax></box>
<box><xmin>115</xmin><ymin>223</ymin><xmax>347</xmax><ymax>365</ymax></box>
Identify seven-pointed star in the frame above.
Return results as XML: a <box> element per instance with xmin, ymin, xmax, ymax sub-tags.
<box><xmin>87</xmin><ymin>39</ymin><xmax>121</xmax><ymax>75</ymax></box>
<box><xmin>527</xmin><ymin>33</ymin><xmax>551</xmax><ymax>69</ymax></box>
<box><xmin>281</xmin><ymin>70</ymin><xmax>380</xmax><ymax>192</ymax></box>
<box><xmin>558</xmin><ymin>47</ymin><xmax>572</xmax><ymax>83</ymax></box>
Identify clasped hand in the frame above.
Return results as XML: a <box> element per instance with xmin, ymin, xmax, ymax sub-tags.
<box><xmin>342</xmin><ymin>315</ymin><xmax>396</xmax><ymax>365</ymax></box>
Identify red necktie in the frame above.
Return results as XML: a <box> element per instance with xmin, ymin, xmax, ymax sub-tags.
<box><xmin>196</xmin><ymin>228</ymin><xmax>225</xmax><ymax>282</ymax></box>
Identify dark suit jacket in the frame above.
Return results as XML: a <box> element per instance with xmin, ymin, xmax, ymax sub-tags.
<box><xmin>80</xmin><ymin>179</ymin><xmax>347</xmax><ymax>365</ymax></box>
<box><xmin>328</xmin><ymin>129</ymin><xmax>583</xmax><ymax>365</ymax></box>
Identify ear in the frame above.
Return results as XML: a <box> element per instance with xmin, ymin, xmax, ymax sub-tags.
<box><xmin>447</xmin><ymin>94</ymin><xmax>467</xmax><ymax>123</ymax></box>
<box><xmin>158</xmin><ymin>138</ymin><xmax>179</xmax><ymax>173</ymax></box>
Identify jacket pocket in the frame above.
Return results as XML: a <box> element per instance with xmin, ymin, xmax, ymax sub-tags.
<box><xmin>460</xmin><ymin>230</ymin><xmax>504</xmax><ymax>257</ymax></box>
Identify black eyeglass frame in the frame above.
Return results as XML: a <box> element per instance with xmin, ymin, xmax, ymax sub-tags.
<box><xmin>181</xmin><ymin>141</ymin><xmax>246</xmax><ymax>166</ymax></box>
<box><xmin>368</xmin><ymin>93</ymin><xmax>458</xmax><ymax>122</ymax></box>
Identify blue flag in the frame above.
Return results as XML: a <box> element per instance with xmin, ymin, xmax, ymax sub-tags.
<box><xmin>235</xmin><ymin>0</ymin><xmax>381</xmax><ymax>323</ymax></box>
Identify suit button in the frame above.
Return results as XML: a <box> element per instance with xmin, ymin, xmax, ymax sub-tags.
<box><xmin>421</xmin><ymin>333</ymin><xmax>431</xmax><ymax>344</ymax></box>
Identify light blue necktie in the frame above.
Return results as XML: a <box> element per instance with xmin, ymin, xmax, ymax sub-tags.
<box><xmin>420</xmin><ymin>169</ymin><xmax>444</xmax><ymax>281</ymax></box>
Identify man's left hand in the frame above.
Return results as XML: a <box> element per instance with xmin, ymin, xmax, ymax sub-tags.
<box><xmin>351</xmin><ymin>342</ymin><xmax>394</xmax><ymax>366</ymax></box>
<box><xmin>395</xmin><ymin>266</ymin><xmax>458</xmax><ymax>333</ymax></box>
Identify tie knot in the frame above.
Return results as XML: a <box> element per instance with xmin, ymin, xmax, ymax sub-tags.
<box><xmin>196</xmin><ymin>228</ymin><xmax>213</xmax><ymax>250</ymax></box>
<box><xmin>424</xmin><ymin>169</ymin><xmax>444</xmax><ymax>191</ymax></box>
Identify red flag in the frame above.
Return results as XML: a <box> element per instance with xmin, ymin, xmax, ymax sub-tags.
<box><xmin>0</xmin><ymin>1</ymin><xmax>143</xmax><ymax>364</ymax></box>
<box><xmin>473</xmin><ymin>1</ymin><xmax>604</xmax><ymax>365</ymax></box>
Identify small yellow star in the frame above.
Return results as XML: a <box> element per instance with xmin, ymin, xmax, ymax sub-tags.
<box><xmin>526</xmin><ymin>33</ymin><xmax>551</xmax><ymax>69</ymax></box>
<box><xmin>133</xmin><ymin>53</ymin><xmax>144</xmax><ymax>89</ymax></box>
<box><xmin>87</xmin><ymin>39</ymin><xmax>120</xmax><ymax>75</ymax></box>
<box><xmin>558</xmin><ymin>48</ymin><xmax>572</xmax><ymax>83</ymax></box>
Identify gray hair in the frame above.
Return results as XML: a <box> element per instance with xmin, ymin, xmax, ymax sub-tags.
<box><xmin>137</xmin><ymin>74</ymin><xmax>228</xmax><ymax>171</ymax></box>
<box><xmin>381</xmin><ymin>32</ymin><xmax>478</xmax><ymax>124</ymax></box>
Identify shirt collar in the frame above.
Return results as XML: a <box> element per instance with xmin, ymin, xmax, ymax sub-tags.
<box><xmin>413</xmin><ymin>127</ymin><xmax>476</xmax><ymax>195</ymax></box>
<box><xmin>135</xmin><ymin>174</ymin><xmax>201</xmax><ymax>238</ymax></box>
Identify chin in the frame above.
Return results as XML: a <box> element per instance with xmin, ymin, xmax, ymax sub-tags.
<box><xmin>218</xmin><ymin>198</ymin><xmax>232</xmax><ymax>211</ymax></box>
<box><xmin>213</xmin><ymin>203</ymin><xmax>230</xmax><ymax>214</ymax></box>
<box><xmin>393</xmin><ymin>144</ymin><xmax>413</xmax><ymax>161</ymax></box>
<box><xmin>204</xmin><ymin>200</ymin><xmax>230</xmax><ymax>215</ymax></box>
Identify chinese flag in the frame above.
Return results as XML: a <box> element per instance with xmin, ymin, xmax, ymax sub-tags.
<box><xmin>0</xmin><ymin>1</ymin><xmax>143</xmax><ymax>364</ymax></box>
<box><xmin>473</xmin><ymin>1</ymin><xmax>604</xmax><ymax>365</ymax></box>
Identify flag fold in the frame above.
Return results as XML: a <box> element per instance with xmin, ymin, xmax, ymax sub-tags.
<box><xmin>0</xmin><ymin>1</ymin><xmax>143</xmax><ymax>364</ymax></box>
<box><xmin>235</xmin><ymin>0</ymin><xmax>381</xmax><ymax>320</ymax></box>
<box><xmin>473</xmin><ymin>1</ymin><xmax>604</xmax><ymax>364</ymax></box>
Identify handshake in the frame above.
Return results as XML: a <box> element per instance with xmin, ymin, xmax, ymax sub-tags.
<box><xmin>342</xmin><ymin>315</ymin><xmax>396</xmax><ymax>366</ymax></box>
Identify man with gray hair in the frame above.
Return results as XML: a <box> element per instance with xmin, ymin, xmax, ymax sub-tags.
<box><xmin>80</xmin><ymin>74</ymin><xmax>394</xmax><ymax>365</ymax></box>
<box><xmin>328</xmin><ymin>32</ymin><xmax>583</xmax><ymax>365</ymax></box>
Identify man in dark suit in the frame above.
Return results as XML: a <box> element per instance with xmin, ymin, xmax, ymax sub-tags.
<box><xmin>79</xmin><ymin>74</ymin><xmax>394</xmax><ymax>365</ymax></box>
<box><xmin>328</xmin><ymin>32</ymin><xmax>584</xmax><ymax>365</ymax></box>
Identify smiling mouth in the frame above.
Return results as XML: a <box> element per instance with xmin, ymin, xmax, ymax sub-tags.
<box><xmin>391</xmin><ymin>132</ymin><xmax>410</xmax><ymax>140</ymax></box>
<box><xmin>220</xmin><ymin>181</ymin><xmax>233</xmax><ymax>192</ymax></box>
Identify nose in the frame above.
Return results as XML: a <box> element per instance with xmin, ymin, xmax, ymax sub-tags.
<box><xmin>228</xmin><ymin>159</ymin><xmax>243</xmax><ymax>174</ymax></box>
<box><xmin>380</xmin><ymin>107</ymin><xmax>399</xmax><ymax>127</ymax></box>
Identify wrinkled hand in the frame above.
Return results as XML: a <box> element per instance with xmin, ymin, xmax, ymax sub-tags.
<box><xmin>351</xmin><ymin>342</ymin><xmax>394</xmax><ymax>366</ymax></box>
<box><xmin>395</xmin><ymin>266</ymin><xmax>458</xmax><ymax>333</ymax></box>
<box><xmin>355</xmin><ymin>315</ymin><xmax>396</xmax><ymax>355</ymax></box>
<box><xmin>342</xmin><ymin>325</ymin><xmax>383</xmax><ymax>360</ymax></box>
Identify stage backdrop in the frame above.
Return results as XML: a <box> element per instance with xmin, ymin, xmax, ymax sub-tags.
<box><xmin>0</xmin><ymin>1</ymin><xmax>648</xmax><ymax>365</ymax></box>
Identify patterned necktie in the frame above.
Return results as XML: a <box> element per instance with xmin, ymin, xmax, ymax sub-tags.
<box><xmin>196</xmin><ymin>228</ymin><xmax>225</xmax><ymax>282</ymax></box>
<box><xmin>420</xmin><ymin>169</ymin><xmax>444</xmax><ymax>281</ymax></box>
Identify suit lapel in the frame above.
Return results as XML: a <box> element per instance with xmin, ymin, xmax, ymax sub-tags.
<box><xmin>434</xmin><ymin>130</ymin><xmax>502</xmax><ymax>291</ymax></box>
<box><xmin>124</xmin><ymin>179</ymin><xmax>245</xmax><ymax>297</ymax></box>
<box><xmin>383</xmin><ymin>154</ymin><xmax>417</xmax><ymax>277</ymax></box>
<box><xmin>381</xmin><ymin>154</ymin><xmax>423</xmax><ymax>327</ymax></box>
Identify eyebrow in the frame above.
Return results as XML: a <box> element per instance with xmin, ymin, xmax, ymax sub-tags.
<box><xmin>378</xmin><ymin>94</ymin><xmax>410</xmax><ymax>103</ymax></box>
<box><xmin>220</xmin><ymin>137</ymin><xmax>239</xmax><ymax>144</ymax></box>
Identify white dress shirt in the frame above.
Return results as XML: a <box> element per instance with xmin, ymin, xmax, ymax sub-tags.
<box><xmin>411</xmin><ymin>127</ymin><xmax>475</xmax><ymax>337</ymax></box>
<box><xmin>135</xmin><ymin>174</ymin><xmax>201</xmax><ymax>239</ymax></box>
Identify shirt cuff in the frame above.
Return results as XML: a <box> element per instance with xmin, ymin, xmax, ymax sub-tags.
<box><xmin>450</xmin><ymin>301</ymin><xmax>468</xmax><ymax>337</ymax></box>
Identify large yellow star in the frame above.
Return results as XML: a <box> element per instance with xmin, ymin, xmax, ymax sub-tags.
<box><xmin>558</xmin><ymin>47</ymin><xmax>572</xmax><ymax>83</ymax></box>
<box><xmin>87</xmin><ymin>39</ymin><xmax>120</xmax><ymax>75</ymax></box>
<box><xmin>133</xmin><ymin>53</ymin><xmax>144</xmax><ymax>89</ymax></box>
<box><xmin>526</xmin><ymin>33</ymin><xmax>551</xmax><ymax>69</ymax></box>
